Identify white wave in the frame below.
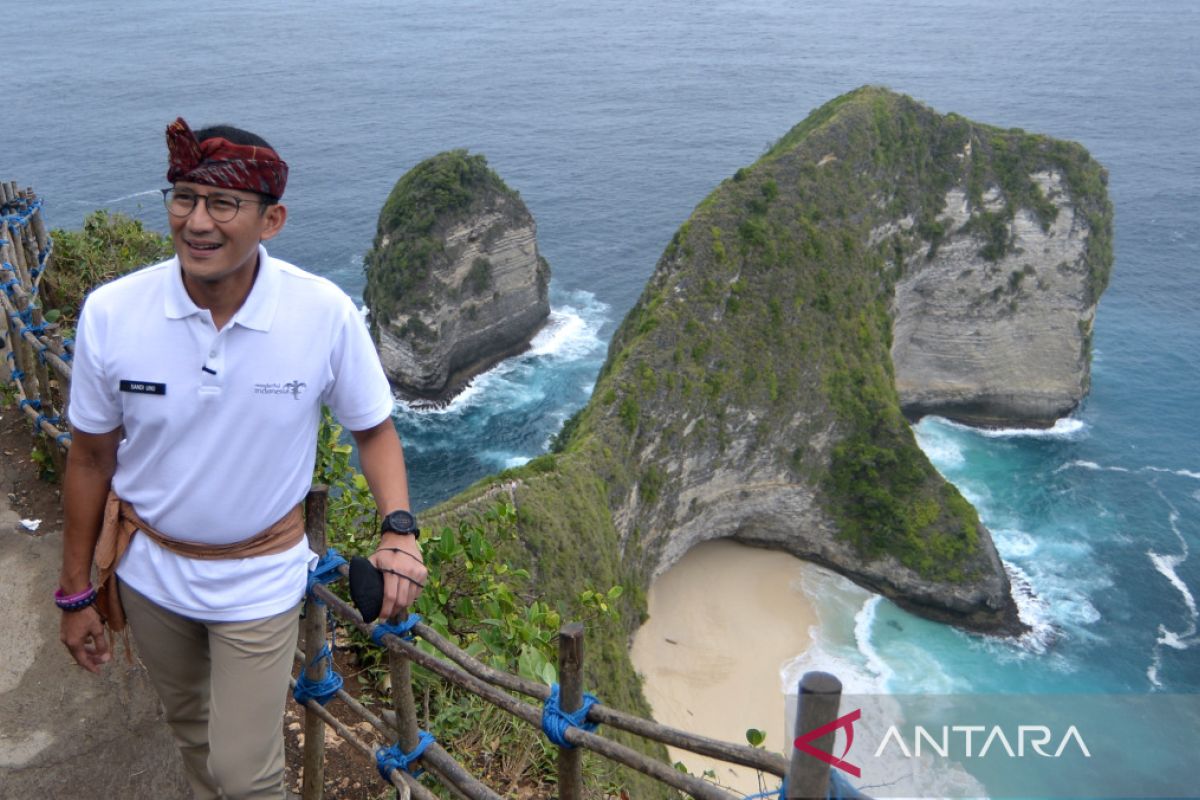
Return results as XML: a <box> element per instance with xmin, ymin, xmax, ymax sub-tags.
<box><xmin>527</xmin><ymin>307</ymin><xmax>595</xmax><ymax>359</ymax></box>
<box><xmin>912</xmin><ymin>422</ymin><xmax>966</xmax><ymax>468</ymax></box>
<box><xmin>102</xmin><ymin>188</ymin><xmax>160</xmax><ymax>204</ymax></box>
<box><xmin>1144</xmin><ymin>465</ymin><xmax>1200</xmax><ymax>481</ymax></box>
<box><xmin>396</xmin><ymin>293</ymin><xmax>607</xmax><ymax>417</ymax></box>
<box><xmin>993</xmin><ymin>528</ymin><xmax>1038</xmax><ymax>558</ymax></box>
<box><xmin>1005</xmin><ymin>561</ymin><xmax>1057</xmax><ymax>656</ymax></box>
<box><xmin>1145</xmin><ymin>501</ymin><xmax>1197</xmax><ymax>689</ymax></box>
<box><xmin>1148</xmin><ymin>549</ymin><xmax>1198</xmax><ymax>621</ymax></box>
<box><xmin>854</xmin><ymin>596</ymin><xmax>896</xmax><ymax>685</ymax></box>
<box><xmin>1054</xmin><ymin>459</ymin><xmax>1130</xmax><ymax>474</ymax></box>
<box><xmin>971</xmin><ymin>416</ymin><xmax>1087</xmax><ymax>439</ymax></box>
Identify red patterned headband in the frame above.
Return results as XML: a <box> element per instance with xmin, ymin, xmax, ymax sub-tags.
<box><xmin>166</xmin><ymin>117</ymin><xmax>288</xmax><ymax>199</ymax></box>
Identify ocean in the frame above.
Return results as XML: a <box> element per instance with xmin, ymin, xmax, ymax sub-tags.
<box><xmin>11</xmin><ymin>0</ymin><xmax>1198</xmax><ymax>790</ymax></box>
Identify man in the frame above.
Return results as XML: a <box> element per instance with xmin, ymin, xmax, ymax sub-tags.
<box><xmin>57</xmin><ymin>118</ymin><xmax>426</xmax><ymax>799</ymax></box>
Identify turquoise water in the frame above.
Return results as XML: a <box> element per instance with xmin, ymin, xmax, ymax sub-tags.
<box><xmin>13</xmin><ymin>0</ymin><xmax>1198</xmax><ymax>746</ymax></box>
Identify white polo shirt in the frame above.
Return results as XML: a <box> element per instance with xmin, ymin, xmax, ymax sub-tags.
<box><xmin>69</xmin><ymin>245</ymin><xmax>394</xmax><ymax>621</ymax></box>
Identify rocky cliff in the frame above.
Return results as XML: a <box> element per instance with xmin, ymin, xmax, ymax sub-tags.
<box><xmin>364</xmin><ymin>151</ymin><xmax>551</xmax><ymax>402</ymax></box>
<box><xmin>423</xmin><ymin>88</ymin><xmax>1112</xmax><ymax>791</ymax></box>
<box><xmin>890</xmin><ymin>153</ymin><xmax>1111</xmax><ymax>427</ymax></box>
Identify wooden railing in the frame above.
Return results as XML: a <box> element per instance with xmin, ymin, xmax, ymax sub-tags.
<box><xmin>297</xmin><ymin>486</ymin><xmax>852</xmax><ymax>800</ymax></box>
<box><xmin>0</xmin><ymin>184</ymin><xmax>71</xmax><ymax>476</ymax></box>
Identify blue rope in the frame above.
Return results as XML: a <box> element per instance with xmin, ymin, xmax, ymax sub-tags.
<box><xmin>370</xmin><ymin>614</ymin><xmax>422</xmax><ymax>645</ymax></box>
<box><xmin>375</xmin><ymin>730</ymin><xmax>435</xmax><ymax>781</ymax></box>
<box><xmin>19</xmin><ymin>398</ymin><xmax>41</xmax><ymax>411</ymax></box>
<box><xmin>292</xmin><ymin>642</ymin><xmax>343</xmax><ymax>706</ymax></box>
<box><xmin>540</xmin><ymin>683</ymin><xmax>600</xmax><ymax>748</ymax></box>
<box><xmin>1</xmin><ymin>261</ymin><xmax>13</xmax><ymax>272</ymax></box>
<box><xmin>10</xmin><ymin>369</ymin><xmax>25</xmax><ymax>381</ymax></box>
<box><xmin>1</xmin><ymin>278</ymin><xmax>17</xmax><ymax>295</ymax></box>
<box><xmin>20</xmin><ymin>322</ymin><xmax>47</xmax><ymax>337</ymax></box>
<box><xmin>306</xmin><ymin>548</ymin><xmax>348</xmax><ymax>600</ymax></box>
<box><xmin>56</xmin><ymin>432</ymin><xmax>72</xmax><ymax>446</ymax></box>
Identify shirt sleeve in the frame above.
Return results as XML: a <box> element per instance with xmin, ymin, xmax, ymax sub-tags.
<box><xmin>322</xmin><ymin>296</ymin><xmax>394</xmax><ymax>431</ymax></box>
<box><xmin>67</xmin><ymin>294</ymin><xmax>123</xmax><ymax>433</ymax></box>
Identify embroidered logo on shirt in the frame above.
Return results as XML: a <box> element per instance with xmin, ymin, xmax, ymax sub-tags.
<box><xmin>119</xmin><ymin>380</ymin><xmax>167</xmax><ymax>395</ymax></box>
<box><xmin>253</xmin><ymin>380</ymin><xmax>306</xmax><ymax>399</ymax></box>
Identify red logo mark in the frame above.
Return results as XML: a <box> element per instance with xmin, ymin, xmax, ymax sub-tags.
<box><xmin>793</xmin><ymin>708</ymin><xmax>862</xmax><ymax>778</ymax></box>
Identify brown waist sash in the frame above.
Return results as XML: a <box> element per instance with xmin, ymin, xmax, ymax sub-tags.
<box><xmin>94</xmin><ymin>491</ymin><xmax>306</xmax><ymax>634</ymax></box>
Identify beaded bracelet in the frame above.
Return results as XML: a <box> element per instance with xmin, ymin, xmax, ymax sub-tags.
<box><xmin>54</xmin><ymin>585</ymin><xmax>98</xmax><ymax>612</ymax></box>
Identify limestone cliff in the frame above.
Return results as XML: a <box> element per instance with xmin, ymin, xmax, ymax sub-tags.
<box><xmin>364</xmin><ymin>151</ymin><xmax>551</xmax><ymax>402</ymax></box>
<box><xmin>890</xmin><ymin>156</ymin><xmax>1111</xmax><ymax>427</ymax></box>
<box><xmin>422</xmin><ymin>89</ymin><xmax>1112</xmax><ymax>791</ymax></box>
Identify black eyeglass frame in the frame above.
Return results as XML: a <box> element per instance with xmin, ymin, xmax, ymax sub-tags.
<box><xmin>161</xmin><ymin>187</ymin><xmax>273</xmax><ymax>223</ymax></box>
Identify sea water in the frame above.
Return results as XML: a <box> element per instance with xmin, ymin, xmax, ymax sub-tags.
<box><xmin>11</xmin><ymin>0</ymin><xmax>1199</xmax><ymax>788</ymax></box>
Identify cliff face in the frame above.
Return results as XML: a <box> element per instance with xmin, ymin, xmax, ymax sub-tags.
<box><xmin>423</xmin><ymin>90</ymin><xmax>1112</xmax><ymax>786</ymax></box>
<box><xmin>364</xmin><ymin>151</ymin><xmax>551</xmax><ymax>402</ymax></box>
<box><xmin>891</xmin><ymin>171</ymin><xmax>1110</xmax><ymax>427</ymax></box>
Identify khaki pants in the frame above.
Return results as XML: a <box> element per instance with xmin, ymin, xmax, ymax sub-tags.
<box><xmin>120</xmin><ymin>580</ymin><xmax>300</xmax><ymax>800</ymax></box>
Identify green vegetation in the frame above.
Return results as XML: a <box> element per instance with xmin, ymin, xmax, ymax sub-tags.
<box><xmin>363</xmin><ymin>150</ymin><xmax>520</xmax><ymax>327</ymax></box>
<box><xmin>314</xmin><ymin>411</ymin><xmax>637</xmax><ymax>796</ymax></box>
<box><xmin>42</xmin><ymin>210</ymin><xmax>172</xmax><ymax>331</ymax></box>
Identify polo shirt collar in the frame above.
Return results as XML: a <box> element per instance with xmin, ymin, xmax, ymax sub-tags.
<box><xmin>163</xmin><ymin>244</ymin><xmax>281</xmax><ymax>331</ymax></box>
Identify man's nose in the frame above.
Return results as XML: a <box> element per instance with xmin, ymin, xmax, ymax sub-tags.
<box><xmin>185</xmin><ymin>198</ymin><xmax>216</xmax><ymax>230</ymax></box>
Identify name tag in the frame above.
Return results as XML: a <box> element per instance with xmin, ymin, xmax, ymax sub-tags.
<box><xmin>119</xmin><ymin>380</ymin><xmax>167</xmax><ymax>396</ymax></box>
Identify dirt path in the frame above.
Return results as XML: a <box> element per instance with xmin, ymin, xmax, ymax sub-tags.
<box><xmin>0</xmin><ymin>405</ymin><xmax>192</xmax><ymax>798</ymax></box>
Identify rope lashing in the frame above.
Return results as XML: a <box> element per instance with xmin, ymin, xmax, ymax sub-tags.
<box><xmin>10</xmin><ymin>368</ymin><xmax>25</xmax><ymax>381</ymax></box>
<box><xmin>540</xmin><ymin>683</ymin><xmax>600</xmax><ymax>748</ymax></box>
<box><xmin>34</xmin><ymin>413</ymin><xmax>61</xmax><ymax>432</ymax></box>
<box><xmin>375</xmin><ymin>730</ymin><xmax>436</xmax><ymax>781</ymax></box>
<box><xmin>292</xmin><ymin>642</ymin><xmax>343</xmax><ymax>706</ymax></box>
<box><xmin>306</xmin><ymin>548</ymin><xmax>347</xmax><ymax>600</ymax></box>
<box><xmin>56</xmin><ymin>432</ymin><xmax>72</xmax><ymax>446</ymax></box>
<box><xmin>370</xmin><ymin>614</ymin><xmax>422</xmax><ymax>645</ymax></box>
<box><xmin>19</xmin><ymin>398</ymin><xmax>41</xmax><ymax>411</ymax></box>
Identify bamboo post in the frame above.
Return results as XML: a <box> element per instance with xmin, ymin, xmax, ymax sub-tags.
<box><xmin>556</xmin><ymin>622</ymin><xmax>585</xmax><ymax>800</ymax></box>
<box><xmin>389</xmin><ymin>608</ymin><xmax>422</xmax><ymax>755</ymax></box>
<box><xmin>786</xmin><ymin>671</ymin><xmax>842</xmax><ymax>800</ymax></box>
<box><xmin>301</xmin><ymin>486</ymin><xmax>330</xmax><ymax>800</ymax></box>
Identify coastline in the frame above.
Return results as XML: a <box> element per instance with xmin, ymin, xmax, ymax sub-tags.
<box><xmin>630</xmin><ymin>539</ymin><xmax>819</xmax><ymax>795</ymax></box>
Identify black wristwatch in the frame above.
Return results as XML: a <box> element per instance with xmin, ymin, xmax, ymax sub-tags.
<box><xmin>381</xmin><ymin>509</ymin><xmax>420</xmax><ymax>539</ymax></box>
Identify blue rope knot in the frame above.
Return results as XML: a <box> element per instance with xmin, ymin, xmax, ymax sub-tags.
<box><xmin>19</xmin><ymin>398</ymin><xmax>41</xmax><ymax>411</ymax></box>
<box><xmin>370</xmin><ymin>614</ymin><xmax>422</xmax><ymax>645</ymax></box>
<box><xmin>10</xmin><ymin>369</ymin><xmax>25</xmax><ymax>381</ymax></box>
<box><xmin>540</xmin><ymin>683</ymin><xmax>600</xmax><ymax>749</ymax></box>
<box><xmin>375</xmin><ymin>730</ymin><xmax>435</xmax><ymax>781</ymax></box>
<box><xmin>292</xmin><ymin>642</ymin><xmax>343</xmax><ymax>706</ymax></box>
<box><xmin>20</xmin><ymin>322</ymin><xmax>47</xmax><ymax>337</ymax></box>
<box><xmin>306</xmin><ymin>548</ymin><xmax>347</xmax><ymax>600</ymax></box>
<box><xmin>56</xmin><ymin>432</ymin><xmax>72</xmax><ymax>446</ymax></box>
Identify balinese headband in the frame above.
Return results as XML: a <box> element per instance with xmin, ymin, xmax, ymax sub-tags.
<box><xmin>165</xmin><ymin>117</ymin><xmax>288</xmax><ymax>199</ymax></box>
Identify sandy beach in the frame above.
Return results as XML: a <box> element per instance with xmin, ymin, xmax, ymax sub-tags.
<box><xmin>630</xmin><ymin>539</ymin><xmax>819</xmax><ymax>795</ymax></box>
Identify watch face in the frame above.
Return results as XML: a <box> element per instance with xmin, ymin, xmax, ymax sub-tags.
<box><xmin>384</xmin><ymin>510</ymin><xmax>417</xmax><ymax>533</ymax></box>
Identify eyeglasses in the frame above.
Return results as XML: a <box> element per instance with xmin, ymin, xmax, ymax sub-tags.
<box><xmin>161</xmin><ymin>188</ymin><xmax>269</xmax><ymax>223</ymax></box>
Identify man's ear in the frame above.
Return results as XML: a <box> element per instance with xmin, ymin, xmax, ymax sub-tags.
<box><xmin>259</xmin><ymin>203</ymin><xmax>287</xmax><ymax>242</ymax></box>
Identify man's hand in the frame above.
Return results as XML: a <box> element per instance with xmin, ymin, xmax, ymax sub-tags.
<box><xmin>60</xmin><ymin>606</ymin><xmax>111</xmax><ymax>673</ymax></box>
<box><xmin>369</xmin><ymin>533</ymin><xmax>428</xmax><ymax>619</ymax></box>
